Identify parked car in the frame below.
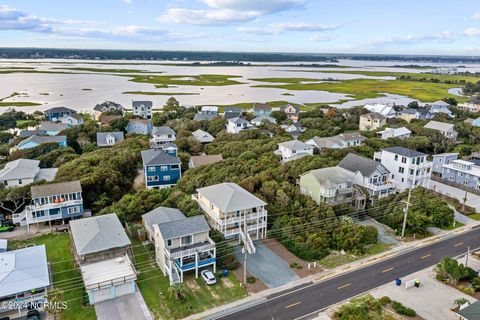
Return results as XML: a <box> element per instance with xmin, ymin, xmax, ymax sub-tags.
<box><xmin>26</xmin><ymin>310</ymin><xmax>40</xmax><ymax>320</ymax></box>
<box><xmin>200</xmin><ymin>269</ymin><xmax>216</xmax><ymax>285</ymax></box>
<box><xmin>0</xmin><ymin>219</ymin><xmax>14</xmax><ymax>232</ymax></box>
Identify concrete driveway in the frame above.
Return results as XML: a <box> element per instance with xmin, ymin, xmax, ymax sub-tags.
<box><xmin>236</xmin><ymin>241</ymin><xmax>299</xmax><ymax>288</ymax></box>
<box><xmin>95</xmin><ymin>292</ymin><xmax>150</xmax><ymax>320</ymax></box>
<box><xmin>429</xmin><ymin>180</ymin><xmax>480</xmax><ymax>213</ymax></box>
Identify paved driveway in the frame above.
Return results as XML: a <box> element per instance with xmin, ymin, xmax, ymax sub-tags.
<box><xmin>429</xmin><ymin>180</ymin><xmax>480</xmax><ymax>213</ymax></box>
<box><xmin>95</xmin><ymin>292</ymin><xmax>149</xmax><ymax>320</ymax></box>
<box><xmin>236</xmin><ymin>241</ymin><xmax>298</xmax><ymax>288</ymax></box>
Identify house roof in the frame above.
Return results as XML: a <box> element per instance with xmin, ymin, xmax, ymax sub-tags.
<box><xmin>19</xmin><ymin>130</ymin><xmax>47</xmax><ymax>138</ymax></box>
<box><xmin>157</xmin><ymin>215</ymin><xmax>210</xmax><ymax>240</ymax></box>
<box><xmin>196</xmin><ymin>182</ymin><xmax>266</xmax><ymax>213</ymax></box>
<box><xmin>161</xmin><ymin>142</ymin><xmax>178</xmax><ymax>150</ymax></box>
<box><xmin>192</xmin><ymin>129</ymin><xmax>215</xmax><ymax>142</ymax></box>
<box><xmin>132</xmin><ymin>101</ymin><xmax>153</xmax><ymax>108</ymax></box>
<box><xmin>228</xmin><ymin>117</ymin><xmax>249</xmax><ymax>124</ymax></box>
<box><xmin>18</xmin><ymin>135</ymin><xmax>66</xmax><ymax>148</ymax></box>
<box><xmin>128</xmin><ymin>119</ymin><xmax>151</xmax><ymax>126</ymax></box>
<box><xmin>201</xmin><ymin>106</ymin><xmax>218</xmax><ymax>112</ymax></box>
<box><xmin>281</xmin><ymin>104</ymin><xmax>300</xmax><ymax>114</ymax></box>
<box><xmin>38</xmin><ymin>121</ymin><xmax>69</xmax><ymax>132</ymax></box>
<box><xmin>44</xmin><ymin>107</ymin><xmax>76</xmax><ymax>114</ymax></box>
<box><xmin>99</xmin><ymin>115</ymin><xmax>122</xmax><ymax>124</ymax></box>
<box><xmin>189</xmin><ymin>154</ymin><xmax>223</xmax><ymax>167</ymax></box>
<box><xmin>0</xmin><ymin>245</ymin><xmax>50</xmax><ymax>297</ymax></box>
<box><xmin>424</xmin><ymin>120</ymin><xmax>455</xmax><ymax>132</ymax></box>
<box><xmin>0</xmin><ymin>159</ymin><xmax>40</xmax><ymax>180</ymax></box>
<box><xmin>36</xmin><ymin>168</ymin><xmax>58</xmax><ymax>182</ymax></box>
<box><xmin>253</xmin><ymin>103</ymin><xmax>271</xmax><ymax>111</ymax></box>
<box><xmin>62</xmin><ymin>113</ymin><xmax>83</xmax><ymax>121</ymax></box>
<box><xmin>362</xmin><ymin>112</ymin><xmax>386</xmax><ymax>120</ymax></box>
<box><xmin>252</xmin><ymin>115</ymin><xmax>276</xmax><ymax>124</ymax></box>
<box><xmin>96</xmin><ymin>132</ymin><xmax>124</xmax><ymax>146</ymax></box>
<box><xmin>224</xmin><ymin>107</ymin><xmax>242</xmax><ymax>113</ymax></box>
<box><xmin>339</xmin><ymin>153</ymin><xmax>388</xmax><ymax>176</ymax></box>
<box><xmin>69</xmin><ymin>213</ymin><xmax>130</xmax><ymax>256</ymax></box>
<box><xmin>432</xmin><ymin>100</ymin><xmax>451</xmax><ymax>106</ymax></box>
<box><xmin>308</xmin><ymin>132</ymin><xmax>365</xmax><ymax>149</ymax></box>
<box><xmin>141</xmin><ymin>149</ymin><xmax>181</xmax><ymax>166</ymax></box>
<box><xmin>152</xmin><ymin>126</ymin><xmax>175</xmax><ymax>136</ymax></box>
<box><xmin>142</xmin><ymin>206</ymin><xmax>185</xmax><ymax>231</ymax></box>
<box><xmin>301</xmin><ymin>166</ymin><xmax>355</xmax><ymax>188</ymax></box>
<box><xmin>31</xmin><ymin>180</ymin><xmax>82</xmax><ymax>198</ymax></box>
<box><xmin>278</xmin><ymin>139</ymin><xmax>312</xmax><ymax>151</ymax></box>
<box><xmin>364</xmin><ymin>104</ymin><xmax>395</xmax><ymax>117</ymax></box>
<box><xmin>456</xmin><ymin>300</ymin><xmax>480</xmax><ymax>319</ymax></box>
<box><xmin>382</xmin><ymin>146</ymin><xmax>425</xmax><ymax>158</ymax></box>
<box><xmin>194</xmin><ymin>113</ymin><xmax>217</xmax><ymax>121</ymax></box>
<box><xmin>377</xmin><ymin>127</ymin><xmax>411</xmax><ymax>137</ymax></box>
<box><xmin>94</xmin><ymin>101</ymin><xmax>124</xmax><ymax>112</ymax></box>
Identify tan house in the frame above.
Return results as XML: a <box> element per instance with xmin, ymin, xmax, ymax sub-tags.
<box><xmin>359</xmin><ymin>112</ymin><xmax>387</xmax><ymax>131</ymax></box>
<box><xmin>281</xmin><ymin>104</ymin><xmax>301</xmax><ymax>122</ymax></box>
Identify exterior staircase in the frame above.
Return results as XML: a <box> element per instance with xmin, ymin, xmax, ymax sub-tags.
<box><xmin>12</xmin><ymin>207</ymin><xmax>31</xmax><ymax>226</ymax></box>
<box><xmin>240</xmin><ymin>227</ymin><xmax>256</xmax><ymax>254</ymax></box>
<box><xmin>169</xmin><ymin>266</ymin><xmax>181</xmax><ymax>285</ymax></box>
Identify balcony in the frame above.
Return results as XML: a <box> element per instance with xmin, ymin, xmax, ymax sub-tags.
<box><xmin>27</xmin><ymin>212</ymin><xmax>63</xmax><ymax>224</ymax></box>
<box><xmin>30</xmin><ymin>199</ymin><xmax>83</xmax><ymax>211</ymax></box>
<box><xmin>363</xmin><ymin>181</ymin><xmax>395</xmax><ymax>192</ymax></box>
<box><xmin>175</xmin><ymin>257</ymin><xmax>216</xmax><ymax>271</ymax></box>
<box><xmin>167</xmin><ymin>238</ymin><xmax>216</xmax><ymax>260</ymax></box>
<box><xmin>221</xmin><ymin>210</ymin><xmax>267</xmax><ymax>226</ymax></box>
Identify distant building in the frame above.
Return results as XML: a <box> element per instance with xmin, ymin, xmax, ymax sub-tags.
<box><xmin>96</xmin><ymin>132</ymin><xmax>124</xmax><ymax>147</ymax></box>
<box><xmin>424</xmin><ymin>121</ymin><xmax>458</xmax><ymax>140</ymax></box>
<box><xmin>0</xmin><ymin>159</ymin><xmax>57</xmax><ymax>189</ymax></box>
<box><xmin>471</xmin><ymin>118</ymin><xmax>480</xmax><ymax>127</ymax></box>
<box><xmin>252</xmin><ymin>103</ymin><xmax>272</xmax><ymax>116</ymax></box>
<box><xmin>126</xmin><ymin>119</ymin><xmax>153</xmax><ymax>135</ymax></box>
<box><xmin>223</xmin><ymin>107</ymin><xmax>243</xmax><ymax>119</ymax></box>
<box><xmin>132</xmin><ymin>101</ymin><xmax>153</xmax><ymax>119</ymax></box>
<box><xmin>306</xmin><ymin>132</ymin><xmax>366</xmax><ymax>150</ymax></box>
<box><xmin>15</xmin><ymin>135</ymin><xmax>67</xmax><ymax>151</ymax></box>
<box><xmin>363</xmin><ymin>104</ymin><xmax>396</xmax><ymax>118</ymax></box>
<box><xmin>141</xmin><ymin>148</ymin><xmax>181</xmax><ymax>189</ymax></box>
<box><xmin>251</xmin><ymin>115</ymin><xmax>277</xmax><ymax>126</ymax></box>
<box><xmin>457</xmin><ymin>99</ymin><xmax>480</xmax><ymax>113</ymax></box>
<box><xmin>376</xmin><ymin>127</ymin><xmax>411</xmax><ymax>140</ymax></box>
<box><xmin>150</xmin><ymin>126</ymin><xmax>176</xmax><ymax>148</ymax></box>
<box><xmin>274</xmin><ymin>140</ymin><xmax>314</xmax><ymax>162</ymax></box>
<box><xmin>194</xmin><ymin>106</ymin><xmax>219</xmax><ymax>121</ymax></box>
<box><xmin>93</xmin><ymin>101</ymin><xmax>125</xmax><ymax>120</ymax></box>
<box><xmin>189</xmin><ymin>154</ymin><xmax>223</xmax><ymax>168</ymax></box>
<box><xmin>359</xmin><ymin>112</ymin><xmax>387</xmax><ymax>131</ymax></box>
<box><xmin>398</xmin><ymin>108</ymin><xmax>433</xmax><ymax>122</ymax></box>
<box><xmin>226</xmin><ymin>117</ymin><xmax>254</xmax><ymax>134</ymax></box>
<box><xmin>280</xmin><ymin>104</ymin><xmax>301</xmax><ymax>122</ymax></box>
<box><xmin>430</xmin><ymin>100</ymin><xmax>454</xmax><ymax>117</ymax></box>
<box><xmin>432</xmin><ymin>153</ymin><xmax>480</xmax><ymax>190</ymax></box>
<box><xmin>59</xmin><ymin>114</ymin><xmax>84</xmax><ymax>127</ymax></box>
<box><xmin>432</xmin><ymin>153</ymin><xmax>459</xmax><ymax>176</ymax></box>
<box><xmin>44</xmin><ymin>107</ymin><xmax>76</xmax><ymax>122</ymax></box>
<box><xmin>192</xmin><ymin>129</ymin><xmax>215</xmax><ymax>143</ymax></box>
<box><xmin>98</xmin><ymin>114</ymin><xmax>122</xmax><ymax>126</ymax></box>
<box><xmin>38</xmin><ymin>121</ymin><xmax>69</xmax><ymax>135</ymax></box>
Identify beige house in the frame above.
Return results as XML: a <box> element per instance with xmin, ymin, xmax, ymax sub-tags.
<box><xmin>359</xmin><ymin>112</ymin><xmax>387</xmax><ymax>131</ymax></box>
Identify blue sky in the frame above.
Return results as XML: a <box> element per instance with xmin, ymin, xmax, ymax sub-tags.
<box><xmin>1</xmin><ymin>0</ymin><xmax>480</xmax><ymax>55</ymax></box>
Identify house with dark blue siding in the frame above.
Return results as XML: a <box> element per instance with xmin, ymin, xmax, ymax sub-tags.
<box><xmin>141</xmin><ymin>146</ymin><xmax>181</xmax><ymax>189</ymax></box>
<box><xmin>44</xmin><ymin>107</ymin><xmax>77</xmax><ymax>122</ymax></box>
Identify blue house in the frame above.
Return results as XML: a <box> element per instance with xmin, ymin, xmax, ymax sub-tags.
<box><xmin>16</xmin><ymin>135</ymin><xmax>67</xmax><ymax>151</ymax></box>
<box><xmin>44</xmin><ymin>107</ymin><xmax>77</xmax><ymax>122</ymax></box>
<box><xmin>141</xmin><ymin>147</ymin><xmax>181</xmax><ymax>189</ymax></box>
<box><xmin>38</xmin><ymin>121</ymin><xmax>69</xmax><ymax>136</ymax></box>
<box><xmin>252</xmin><ymin>103</ymin><xmax>272</xmax><ymax>117</ymax></box>
<box><xmin>472</xmin><ymin>118</ymin><xmax>480</xmax><ymax>127</ymax></box>
<box><xmin>127</xmin><ymin>119</ymin><xmax>153</xmax><ymax>135</ymax></box>
<box><xmin>430</xmin><ymin>100</ymin><xmax>454</xmax><ymax>117</ymax></box>
<box><xmin>12</xmin><ymin>181</ymin><xmax>84</xmax><ymax>232</ymax></box>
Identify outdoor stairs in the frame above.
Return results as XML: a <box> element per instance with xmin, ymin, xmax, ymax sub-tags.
<box><xmin>169</xmin><ymin>266</ymin><xmax>181</xmax><ymax>285</ymax></box>
<box><xmin>12</xmin><ymin>207</ymin><xmax>30</xmax><ymax>226</ymax></box>
<box><xmin>240</xmin><ymin>227</ymin><xmax>256</xmax><ymax>254</ymax></box>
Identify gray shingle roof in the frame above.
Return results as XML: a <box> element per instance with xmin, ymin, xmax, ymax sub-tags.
<box><xmin>0</xmin><ymin>159</ymin><xmax>40</xmax><ymax>180</ymax></box>
<box><xmin>194</xmin><ymin>113</ymin><xmax>217</xmax><ymax>121</ymax></box>
<box><xmin>141</xmin><ymin>149</ymin><xmax>181</xmax><ymax>166</ymax></box>
<box><xmin>339</xmin><ymin>153</ymin><xmax>388</xmax><ymax>176</ymax></box>
<box><xmin>362</xmin><ymin>112</ymin><xmax>386</xmax><ymax>120</ymax></box>
<box><xmin>253</xmin><ymin>103</ymin><xmax>271</xmax><ymax>111</ymax></box>
<box><xmin>38</xmin><ymin>121</ymin><xmax>69</xmax><ymax>131</ymax></box>
<box><xmin>128</xmin><ymin>119</ymin><xmax>151</xmax><ymax>126</ymax></box>
<box><xmin>189</xmin><ymin>154</ymin><xmax>223</xmax><ymax>167</ymax></box>
<box><xmin>192</xmin><ymin>129</ymin><xmax>214</xmax><ymax>142</ymax></box>
<box><xmin>157</xmin><ymin>215</ymin><xmax>210</xmax><ymax>240</ymax></box>
<box><xmin>252</xmin><ymin>115</ymin><xmax>276</xmax><ymax>124</ymax></box>
<box><xmin>152</xmin><ymin>126</ymin><xmax>175</xmax><ymax>136</ymax></box>
<box><xmin>456</xmin><ymin>300</ymin><xmax>480</xmax><ymax>319</ymax></box>
<box><xmin>18</xmin><ymin>135</ymin><xmax>66</xmax><ymax>148</ymax></box>
<box><xmin>96</xmin><ymin>132</ymin><xmax>124</xmax><ymax>146</ymax></box>
<box><xmin>424</xmin><ymin>120</ymin><xmax>454</xmax><ymax>132</ymax></box>
<box><xmin>69</xmin><ymin>213</ymin><xmax>130</xmax><ymax>256</ymax></box>
<box><xmin>383</xmin><ymin>146</ymin><xmax>425</xmax><ymax>158</ymax></box>
<box><xmin>228</xmin><ymin>117</ymin><xmax>249</xmax><ymax>124</ymax></box>
<box><xmin>31</xmin><ymin>180</ymin><xmax>82</xmax><ymax>198</ymax></box>
<box><xmin>301</xmin><ymin>166</ymin><xmax>355</xmax><ymax>188</ymax></box>
<box><xmin>196</xmin><ymin>182</ymin><xmax>266</xmax><ymax>213</ymax></box>
<box><xmin>224</xmin><ymin>107</ymin><xmax>242</xmax><ymax>113</ymax></box>
<box><xmin>142</xmin><ymin>206</ymin><xmax>185</xmax><ymax>231</ymax></box>
<box><xmin>44</xmin><ymin>107</ymin><xmax>76</xmax><ymax>114</ymax></box>
<box><xmin>278</xmin><ymin>139</ymin><xmax>311</xmax><ymax>151</ymax></box>
<box><xmin>132</xmin><ymin>101</ymin><xmax>153</xmax><ymax>108</ymax></box>
<box><xmin>94</xmin><ymin>101</ymin><xmax>124</xmax><ymax>112</ymax></box>
<box><xmin>19</xmin><ymin>130</ymin><xmax>47</xmax><ymax>138</ymax></box>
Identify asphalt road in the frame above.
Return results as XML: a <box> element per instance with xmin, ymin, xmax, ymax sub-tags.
<box><xmin>216</xmin><ymin>228</ymin><xmax>480</xmax><ymax>320</ymax></box>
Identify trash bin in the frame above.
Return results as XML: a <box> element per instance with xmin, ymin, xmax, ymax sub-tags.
<box><xmin>223</xmin><ymin>269</ymin><xmax>229</xmax><ymax>277</ymax></box>
<box><xmin>395</xmin><ymin>278</ymin><xmax>402</xmax><ymax>286</ymax></box>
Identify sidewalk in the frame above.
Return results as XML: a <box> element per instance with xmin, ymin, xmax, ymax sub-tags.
<box><xmin>186</xmin><ymin>222</ymin><xmax>480</xmax><ymax>320</ymax></box>
<box><xmin>429</xmin><ymin>180</ymin><xmax>480</xmax><ymax>213</ymax></box>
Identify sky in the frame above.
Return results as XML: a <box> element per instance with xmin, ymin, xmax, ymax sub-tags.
<box><xmin>0</xmin><ymin>0</ymin><xmax>480</xmax><ymax>55</ymax></box>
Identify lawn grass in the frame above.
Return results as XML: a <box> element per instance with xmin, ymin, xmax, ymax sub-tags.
<box><xmin>131</xmin><ymin>238</ymin><xmax>247</xmax><ymax>320</ymax></box>
<box><xmin>9</xmin><ymin>233</ymin><xmax>96</xmax><ymax>320</ymax></box>
<box><xmin>442</xmin><ymin>220</ymin><xmax>465</xmax><ymax>230</ymax></box>
<box><xmin>467</xmin><ymin>213</ymin><xmax>480</xmax><ymax>221</ymax></box>
<box><xmin>122</xmin><ymin>91</ymin><xmax>199</xmax><ymax>96</ymax></box>
<box><xmin>16</xmin><ymin>119</ymin><xmax>36</xmax><ymax>127</ymax></box>
<box><xmin>0</xmin><ymin>102</ymin><xmax>42</xmax><ymax>107</ymax></box>
<box><xmin>251</xmin><ymin>77</ymin><xmax>468</xmax><ymax>103</ymax></box>
<box><xmin>126</xmin><ymin>74</ymin><xmax>244</xmax><ymax>88</ymax></box>
<box><xmin>319</xmin><ymin>243</ymin><xmax>392</xmax><ymax>269</ymax></box>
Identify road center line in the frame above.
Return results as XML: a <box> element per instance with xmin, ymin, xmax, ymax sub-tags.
<box><xmin>421</xmin><ymin>253</ymin><xmax>431</xmax><ymax>259</ymax></box>
<box><xmin>454</xmin><ymin>242</ymin><xmax>464</xmax><ymax>247</ymax></box>
<box><xmin>337</xmin><ymin>283</ymin><xmax>351</xmax><ymax>290</ymax></box>
<box><xmin>382</xmin><ymin>267</ymin><xmax>394</xmax><ymax>273</ymax></box>
<box><xmin>285</xmin><ymin>301</ymin><xmax>302</xmax><ymax>309</ymax></box>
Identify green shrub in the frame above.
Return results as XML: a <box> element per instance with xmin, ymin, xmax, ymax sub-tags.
<box><xmin>247</xmin><ymin>276</ymin><xmax>256</xmax><ymax>284</ymax></box>
<box><xmin>392</xmin><ymin>301</ymin><xmax>416</xmax><ymax>317</ymax></box>
<box><xmin>290</xmin><ymin>262</ymin><xmax>299</xmax><ymax>269</ymax></box>
<box><xmin>379</xmin><ymin>296</ymin><xmax>391</xmax><ymax>306</ymax></box>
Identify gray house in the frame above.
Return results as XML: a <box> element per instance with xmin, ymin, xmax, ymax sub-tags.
<box><xmin>0</xmin><ymin>159</ymin><xmax>57</xmax><ymax>189</ymax></box>
<box><xmin>126</xmin><ymin>119</ymin><xmax>153</xmax><ymax>135</ymax></box>
<box><xmin>433</xmin><ymin>154</ymin><xmax>480</xmax><ymax>190</ymax></box>
<box><xmin>424</xmin><ymin>121</ymin><xmax>458</xmax><ymax>140</ymax></box>
<box><xmin>142</xmin><ymin>206</ymin><xmax>185</xmax><ymax>241</ymax></box>
<box><xmin>432</xmin><ymin>153</ymin><xmax>459</xmax><ymax>176</ymax></box>
<box><xmin>96</xmin><ymin>132</ymin><xmax>124</xmax><ymax>147</ymax></box>
<box><xmin>132</xmin><ymin>101</ymin><xmax>153</xmax><ymax>119</ymax></box>
<box><xmin>192</xmin><ymin>129</ymin><xmax>215</xmax><ymax>143</ymax></box>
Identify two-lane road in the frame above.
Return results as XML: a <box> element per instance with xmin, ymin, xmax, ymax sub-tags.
<box><xmin>216</xmin><ymin>228</ymin><xmax>480</xmax><ymax>320</ymax></box>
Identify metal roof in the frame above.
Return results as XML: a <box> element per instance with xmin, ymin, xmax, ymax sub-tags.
<box><xmin>382</xmin><ymin>146</ymin><xmax>426</xmax><ymax>158</ymax></box>
<box><xmin>31</xmin><ymin>180</ymin><xmax>82</xmax><ymax>198</ymax></box>
<box><xmin>141</xmin><ymin>149</ymin><xmax>181</xmax><ymax>166</ymax></box>
<box><xmin>142</xmin><ymin>206</ymin><xmax>185</xmax><ymax>230</ymax></box>
<box><xmin>157</xmin><ymin>215</ymin><xmax>210</xmax><ymax>240</ymax></box>
<box><xmin>339</xmin><ymin>153</ymin><xmax>389</xmax><ymax>177</ymax></box>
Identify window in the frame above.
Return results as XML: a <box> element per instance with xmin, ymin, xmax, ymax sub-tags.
<box><xmin>163</xmin><ymin>175</ymin><xmax>171</xmax><ymax>181</ymax></box>
<box><xmin>171</xmin><ymin>164</ymin><xmax>179</xmax><ymax>169</ymax></box>
<box><xmin>147</xmin><ymin>176</ymin><xmax>159</xmax><ymax>182</ymax></box>
<box><xmin>401</xmin><ymin>178</ymin><xmax>404</xmax><ymax>182</ymax></box>
<box><xmin>398</xmin><ymin>167</ymin><xmax>404</xmax><ymax>173</ymax></box>
<box><xmin>148</xmin><ymin>167</ymin><xmax>156</xmax><ymax>172</ymax></box>
<box><xmin>394</xmin><ymin>155</ymin><xmax>398</xmax><ymax>161</ymax></box>
<box><xmin>68</xmin><ymin>206</ymin><xmax>80</xmax><ymax>214</ymax></box>
<box><xmin>3</xmin><ymin>180</ymin><xmax>7</xmax><ymax>186</ymax></box>
<box><xmin>18</xmin><ymin>179</ymin><xmax>22</xmax><ymax>185</ymax></box>
<box><xmin>166</xmin><ymin>239</ymin><xmax>172</xmax><ymax>247</ymax></box>
<box><xmin>107</xmin><ymin>137</ymin><xmax>115</xmax><ymax>145</ymax></box>
<box><xmin>161</xmin><ymin>166</ymin><xmax>168</xmax><ymax>171</ymax></box>
<box><xmin>410</xmin><ymin>169</ymin><xmax>414</xmax><ymax>175</ymax></box>
<box><xmin>181</xmin><ymin>235</ymin><xmax>192</xmax><ymax>246</ymax></box>
<box><xmin>401</xmin><ymin>157</ymin><xmax>407</xmax><ymax>164</ymax></box>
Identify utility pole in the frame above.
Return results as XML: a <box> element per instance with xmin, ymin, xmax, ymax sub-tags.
<box><xmin>402</xmin><ymin>164</ymin><xmax>418</xmax><ymax>238</ymax></box>
<box><xmin>463</xmin><ymin>185</ymin><xmax>468</xmax><ymax>212</ymax></box>
<box><xmin>243</xmin><ymin>211</ymin><xmax>248</xmax><ymax>285</ymax></box>
<box><xmin>466</xmin><ymin>246</ymin><xmax>470</xmax><ymax>268</ymax></box>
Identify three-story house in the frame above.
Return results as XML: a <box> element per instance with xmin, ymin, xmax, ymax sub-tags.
<box><xmin>141</xmin><ymin>147</ymin><xmax>181</xmax><ymax>189</ymax></box>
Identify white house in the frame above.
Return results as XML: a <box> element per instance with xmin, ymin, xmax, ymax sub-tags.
<box><xmin>306</xmin><ymin>132</ymin><xmax>366</xmax><ymax>150</ymax></box>
<box><xmin>150</xmin><ymin>126</ymin><xmax>176</xmax><ymax>148</ymax></box>
<box><xmin>96</xmin><ymin>132</ymin><xmax>124</xmax><ymax>147</ymax></box>
<box><xmin>192</xmin><ymin>129</ymin><xmax>215</xmax><ymax>143</ymax></box>
<box><xmin>0</xmin><ymin>159</ymin><xmax>57</xmax><ymax>189</ymax></box>
<box><xmin>226</xmin><ymin>117</ymin><xmax>253</xmax><ymax>134</ymax></box>
<box><xmin>274</xmin><ymin>140</ymin><xmax>314</xmax><ymax>162</ymax></box>
<box><xmin>132</xmin><ymin>101</ymin><xmax>153</xmax><ymax>119</ymax></box>
<box><xmin>363</xmin><ymin>104</ymin><xmax>396</xmax><ymax>118</ymax></box>
<box><xmin>376</xmin><ymin>127</ymin><xmax>411</xmax><ymax>140</ymax></box>
<box><xmin>424</xmin><ymin>121</ymin><xmax>458</xmax><ymax>140</ymax></box>
<box><xmin>373</xmin><ymin>146</ymin><xmax>432</xmax><ymax>192</ymax></box>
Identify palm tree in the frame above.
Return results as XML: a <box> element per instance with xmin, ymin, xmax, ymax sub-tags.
<box><xmin>168</xmin><ymin>283</ymin><xmax>188</xmax><ymax>300</ymax></box>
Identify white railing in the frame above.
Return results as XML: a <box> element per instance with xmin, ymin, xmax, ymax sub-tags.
<box><xmin>166</xmin><ymin>239</ymin><xmax>216</xmax><ymax>260</ymax></box>
<box><xmin>27</xmin><ymin>212</ymin><xmax>63</xmax><ymax>224</ymax></box>
<box><xmin>221</xmin><ymin>211</ymin><xmax>267</xmax><ymax>225</ymax></box>
<box><xmin>363</xmin><ymin>181</ymin><xmax>395</xmax><ymax>192</ymax></box>
<box><xmin>30</xmin><ymin>199</ymin><xmax>83</xmax><ymax>211</ymax></box>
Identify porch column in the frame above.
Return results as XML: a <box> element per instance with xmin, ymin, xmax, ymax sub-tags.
<box><xmin>213</xmin><ymin>247</ymin><xmax>216</xmax><ymax>273</ymax></box>
<box><xmin>195</xmin><ymin>252</ymin><xmax>199</xmax><ymax>278</ymax></box>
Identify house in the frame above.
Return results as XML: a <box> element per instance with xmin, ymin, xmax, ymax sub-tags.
<box><xmin>359</xmin><ymin>112</ymin><xmax>387</xmax><ymax>131</ymax></box>
<box><xmin>280</xmin><ymin>104</ymin><xmax>301</xmax><ymax>122</ymax></box>
<box><xmin>150</xmin><ymin>209</ymin><xmax>215</xmax><ymax>284</ymax></box>
<box><xmin>141</xmin><ymin>149</ymin><xmax>181</xmax><ymax>189</ymax></box>
<box><xmin>376</xmin><ymin>127</ymin><xmax>411</xmax><ymax>140</ymax></box>
<box><xmin>226</xmin><ymin>117</ymin><xmax>254</xmax><ymax>134</ymax></box>
<box><xmin>193</xmin><ymin>182</ymin><xmax>267</xmax><ymax>240</ymax></box>
<box><xmin>0</xmin><ymin>245</ymin><xmax>50</xmax><ymax>318</ymax></box>
<box><xmin>126</xmin><ymin>119</ymin><xmax>152</xmax><ymax>135</ymax></box>
<box><xmin>363</xmin><ymin>104</ymin><xmax>396</xmax><ymax>118</ymax></box>
<box><xmin>189</xmin><ymin>154</ymin><xmax>223</xmax><ymax>168</ymax></box>
<box><xmin>142</xmin><ymin>206</ymin><xmax>185</xmax><ymax>241</ymax></box>
<box><xmin>150</xmin><ymin>126</ymin><xmax>176</xmax><ymax>148</ymax></box>
<box><xmin>60</xmin><ymin>113</ymin><xmax>84</xmax><ymax>127</ymax></box>
<box><xmin>454</xmin><ymin>300</ymin><xmax>480</xmax><ymax>320</ymax></box>
<box><xmin>15</xmin><ymin>135</ymin><xmax>67</xmax><ymax>151</ymax></box>
<box><xmin>431</xmin><ymin>153</ymin><xmax>459</xmax><ymax>177</ymax></box>
<box><xmin>306</xmin><ymin>132</ymin><xmax>366</xmax><ymax>150</ymax></box>
<box><xmin>44</xmin><ymin>107</ymin><xmax>76</xmax><ymax>122</ymax></box>
<box><xmin>299</xmin><ymin>166</ymin><xmax>366</xmax><ymax>209</ymax></box>
<box><xmin>96</xmin><ymin>132</ymin><xmax>124</xmax><ymax>147</ymax></box>
<box><xmin>338</xmin><ymin>153</ymin><xmax>395</xmax><ymax>200</ymax></box>
<box><xmin>430</xmin><ymin>100</ymin><xmax>454</xmax><ymax>117</ymax></box>
<box><xmin>282</xmin><ymin>122</ymin><xmax>306</xmax><ymax>138</ymax></box>
<box><xmin>69</xmin><ymin>214</ymin><xmax>137</xmax><ymax>304</ymax></box>
<box><xmin>433</xmin><ymin>155</ymin><xmax>480</xmax><ymax>190</ymax></box>
<box><xmin>192</xmin><ymin>129</ymin><xmax>215</xmax><ymax>143</ymax></box>
<box><xmin>398</xmin><ymin>108</ymin><xmax>433</xmax><ymax>122</ymax></box>
<box><xmin>251</xmin><ymin>115</ymin><xmax>276</xmax><ymax>126</ymax></box>
<box><xmin>98</xmin><ymin>114</ymin><xmax>122</xmax><ymax>126</ymax></box>
<box><xmin>373</xmin><ymin>146</ymin><xmax>432</xmax><ymax>192</ymax></box>
<box><xmin>223</xmin><ymin>107</ymin><xmax>243</xmax><ymax>119</ymax></box>
<box><xmin>38</xmin><ymin>121</ymin><xmax>69</xmax><ymax>135</ymax></box>
<box><xmin>0</xmin><ymin>159</ymin><xmax>57</xmax><ymax>189</ymax></box>
<box><xmin>252</xmin><ymin>103</ymin><xmax>272</xmax><ymax>116</ymax></box>
<box><xmin>93</xmin><ymin>101</ymin><xmax>125</xmax><ymax>120</ymax></box>
<box><xmin>457</xmin><ymin>99</ymin><xmax>480</xmax><ymax>113</ymax></box>
<box><xmin>274</xmin><ymin>140</ymin><xmax>314</xmax><ymax>162</ymax></box>
<box><xmin>12</xmin><ymin>181</ymin><xmax>84</xmax><ymax>231</ymax></box>
<box><xmin>160</xmin><ymin>142</ymin><xmax>178</xmax><ymax>156</ymax></box>
<box><xmin>424</xmin><ymin>121</ymin><xmax>458</xmax><ymax>140</ymax></box>
<box><xmin>132</xmin><ymin>101</ymin><xmax>153</xmax><ymax>119</ymax></box>
<box><xmin>19</xmin><ymin>129</ymin><xmax>47</xmax><ymax>138</ymax></box>
<box><xmin>471</xmin><ymin>118</ymin><xmax>480</xmax><ymax>127</ymax></box>
<box><xmin>193</xmin><ymin>106</ymin><xmax>219</xmax><ymax>121</ymax></box>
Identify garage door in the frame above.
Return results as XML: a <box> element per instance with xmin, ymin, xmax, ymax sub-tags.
<box><xmin>115</xmin><ymin>281</ymin><xmax>134</xmax><ymax>298</ymax></box>
<box><xmin>92</xmin><ymin>287</ymin><xmax>113</xmax><ymax>304</ymax></box>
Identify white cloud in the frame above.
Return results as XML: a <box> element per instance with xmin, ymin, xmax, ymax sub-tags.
<box><xmin>124</xmin><ymin>0</ymin><xmax>133</xmax><ymax>3</ymax></box>
<box><xmin>464</xmin><ymin>27</ymin><xmax>480</xmax><ymax>36</ymax></box>
<box><xmin>238</xmin><ymin>22</ymin><xmax>338</xmax><ymax>35</ymax></box>
<box><xmin>371</xmin><ymin>31</ymin><xmax>461</xmax><ymax>46</ymax></box>
<box><xmin>473</xmin><ymin>12</ymin><xmax>480</xmax><ymax>20</ymax></box>
<box><xmin>201</xmin><ymin>0</ymin><xmax>305</xmax><ymax>14</ymax></box>
<box><xmin>309</xmin><ymin>34</ymin><xmax>334</xmax><ymax>42</ymax></box>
